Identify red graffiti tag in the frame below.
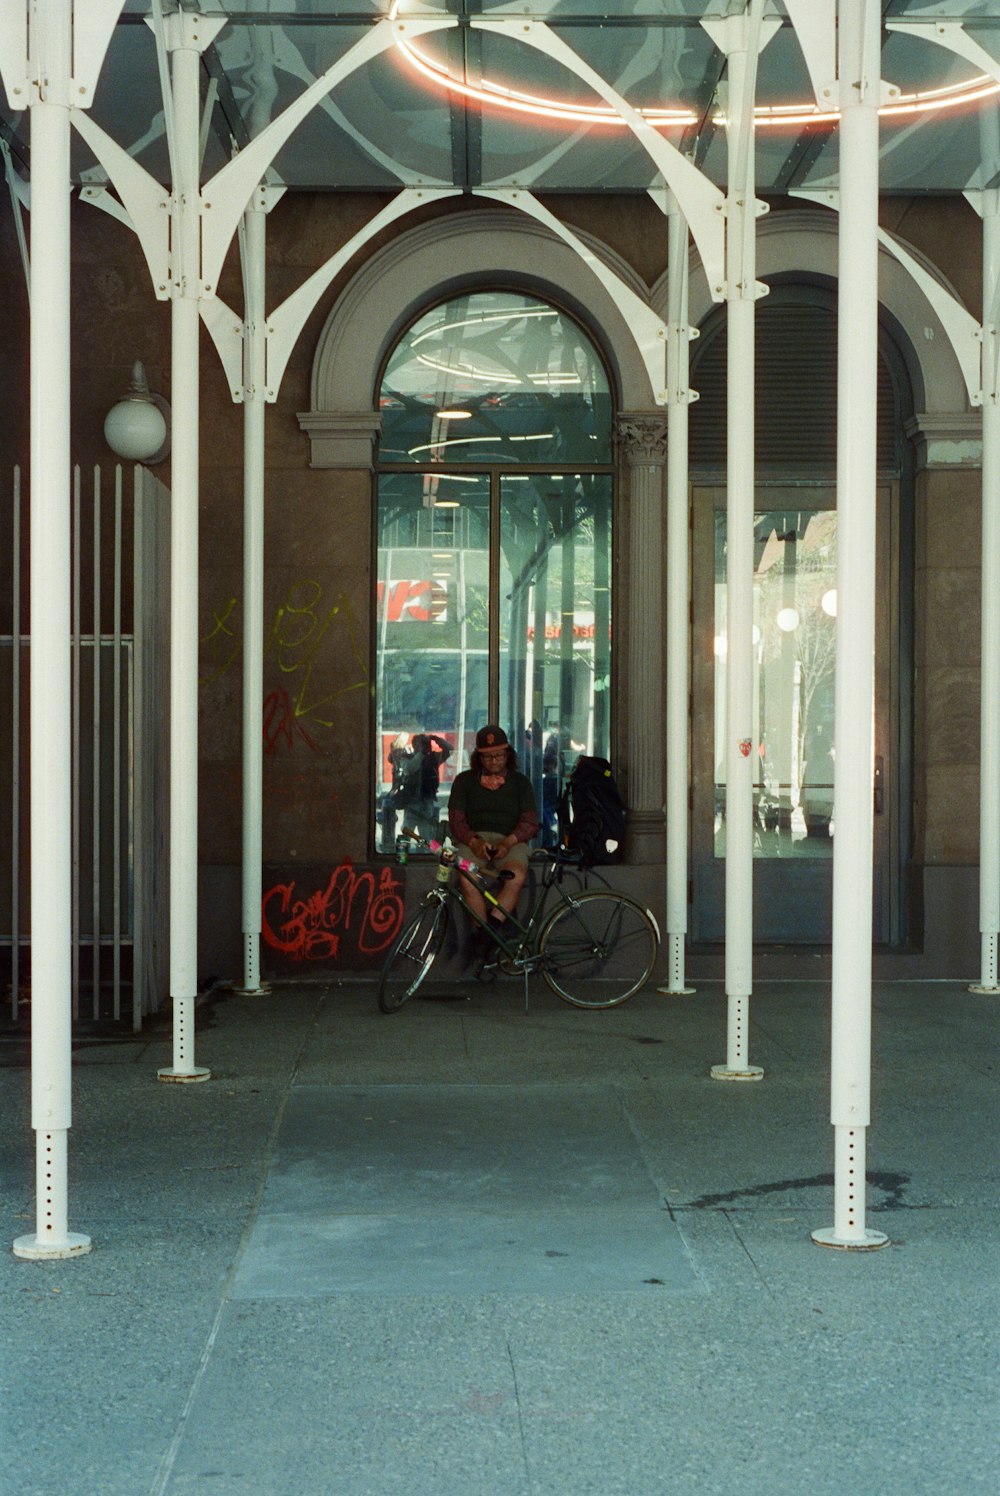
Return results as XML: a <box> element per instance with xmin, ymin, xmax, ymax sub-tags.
<box><xmin>262</xmin><ymin>860</ymin><xmax>404</xmax><ymax>963</ymax></box>
<box><xmin>263</xmin><ymin>687</ymin><xmax>321</xmax><ymax>754</ymax></box>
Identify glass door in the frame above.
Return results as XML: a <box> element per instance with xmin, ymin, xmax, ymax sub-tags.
<box><xmin>691</xmin><ymin>486</ymin><xmax>895</xmax><ymax>944</ymax></box>
<box><xmin>499</xmin><ymin>472</ymin><xmax>612</xmax><ymax>845</ymax></box>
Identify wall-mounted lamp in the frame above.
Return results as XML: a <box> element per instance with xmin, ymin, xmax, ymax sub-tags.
<box><xmin>103</xmin><ymin>361</ymin><xmax>170</xmax><ymax>464</ymax></box>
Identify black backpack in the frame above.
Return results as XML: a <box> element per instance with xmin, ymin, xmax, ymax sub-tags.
<box><xmin>559</xmin><ymin>756</ymin><xmax>626</xmax><ymax>869</ymax></box>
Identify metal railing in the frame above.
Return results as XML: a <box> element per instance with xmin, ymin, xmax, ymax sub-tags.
<box><xmin>2</xmin><ymin>464</ymin><xmax>169</xmax><ymax>1029</ymax></box>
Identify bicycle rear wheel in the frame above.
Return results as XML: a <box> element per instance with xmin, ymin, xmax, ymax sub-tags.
<box><xmin>539</xmin><ymin>892</ymin><xmax>657</xmax><ymax>1008</ymax></box>
<box><xmin>378</xmin><ymin>899</ymin><xmax>448</xmax><ymax>1013</ymax></box>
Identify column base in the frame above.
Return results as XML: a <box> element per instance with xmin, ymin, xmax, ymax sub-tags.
<box><xmin>656</xmin><ymin>984</ymin><xmax>697</xmax><ymax>996</ymax></box>
<box><xmin>157</xmin><ymin>1066</ymin><xmax>212</xmax><ymax>1084</ymax></box>
<box><xmin>968</xmin><ymin>983</ymin><xmax>1000</xmax><ymax>995</ymax></box>
<box><xmin>13</xmin><ymin>1232</ymin><xmax>92</xmax><ymax>1260</ymax></box>
<box><xmin>710</xmin><ymin>1064</ymin><xmax>764</xmax><ymax>1082</ymax></box>
<box><xmin>623</xmin><ymin>810</ymin><xmax>665</xmax><ymax>864</ymax></box>
<box><xmin>231</xmin><ymin>983</ymin><xmax>272</xmax><ymax>996</ymax></box>
<box><xmin>811</xmin><ymin>1227</ymin><xmax>890</xmax><ymax>1251</ymax></box>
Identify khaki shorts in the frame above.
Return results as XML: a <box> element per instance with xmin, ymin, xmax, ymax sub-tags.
<box><xmin>453</xmin><ymin>831</ymin><xmax>530</xmax><ymax>873</ymax></box>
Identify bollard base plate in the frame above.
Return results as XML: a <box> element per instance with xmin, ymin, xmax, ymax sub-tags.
<box><xmin>811</xmin><ymin>1226</ymin><xmax>890</xmax><ymax>1251</ymax></box>
<box><xmin>231</xmin><ymin>983</ymin><xmax>272</xmax><ymax>996</ymax></box>
<box><xmin>656</xmin><ymin>984</ymin><xmax>697</xmax><ymax>996</ymax></box>
<box><xmin>13</xmin><ymin>1232</ymin><xmax>92</xmax><ymax>1260</ymax></box>
<box><xmin>157</xmin><ymin>1066</ymin><xmax>211</xmax><ymax>1084</ymax></box>
<box><xmin>711</xmin><ymin>1064</ymin><xmax>764</xmax><ymax>1082</ymax></box>
<box><xmin>968</xmin><ymin>983</ymin><xmax>1000</xmax><ymax>995</ymax></box>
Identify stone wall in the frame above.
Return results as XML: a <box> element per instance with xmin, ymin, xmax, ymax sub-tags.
<box><xmin>0</xmin><ymin>189</ymin><xmax>988</xmax><ymax>977</ymax></box>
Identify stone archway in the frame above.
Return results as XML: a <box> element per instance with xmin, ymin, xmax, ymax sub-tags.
<box><xmin>299</xmin><ymin>204</ymin><xmax>670</xmax><ymax>860</ymax></box>
<box><xmin>299</xmin><ymin>206</ymin><xmax>660</xmax><ymax>468</ymax></box>
<box><xmin>656</xmin><ymin>205</ymin><xmax>979</xmax><ymax>460</ymax></box>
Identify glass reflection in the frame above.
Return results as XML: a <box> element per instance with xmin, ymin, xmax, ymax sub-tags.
<box><xmin>374</xmin><ymin>475</ymin><xmax>489</xmax><ymax>851</ymax></box>
<box><xmin>499</xmin><ymin>473</ymin><xmax>612</xmax><ymax>845</ymax></box>
<box><xmin>379</xmin><ymin>292</ymin><xmax>612</xmax><ymax>466</ymax></box>
<box><xmin>715</xmin><ymin>510</ymin><xmax>837</xmax><ymax>859</ymax></box>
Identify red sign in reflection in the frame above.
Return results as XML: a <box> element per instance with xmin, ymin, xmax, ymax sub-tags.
<box><xmin>377</xmin><ymin>579</ymin><xmax>448</xmax><ymax>622</ymax></box>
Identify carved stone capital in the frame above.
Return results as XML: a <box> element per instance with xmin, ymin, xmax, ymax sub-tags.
<box><xmin>616</xmin><ymin>412</ymin><xmax>668</xmax><ymax>468</ymax></box>
<box><xmin>297</xmin><ymin>410</ymin><xmax>383</xmax><ymax>470</ymax></box>
<box><xmin>904</xmin><ymin>411</ymin><xmax>982</xmax><ymax>471</ymax></box>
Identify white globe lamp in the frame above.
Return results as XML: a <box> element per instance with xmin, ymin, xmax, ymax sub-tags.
<box><xmin>104</xmin><ymin>361</ymin><xmax>170</xmax><ymax>463</ymax></box>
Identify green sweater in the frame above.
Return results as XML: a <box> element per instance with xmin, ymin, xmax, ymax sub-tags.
<box><xmin>448</xmin><ymin>769</ymin><xmax>538</xmax><ymax>843</ymax></box>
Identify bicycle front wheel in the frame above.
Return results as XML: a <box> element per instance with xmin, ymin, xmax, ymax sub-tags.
<box><xmin>539</xmin><ymin>892</ymin><xmax>658</xmax><ymax>1008</ymax></box>
<box><xmin>378</xmin><ymin>899</ymin><xmax>448</xmax><ymax>1013</ymax></box>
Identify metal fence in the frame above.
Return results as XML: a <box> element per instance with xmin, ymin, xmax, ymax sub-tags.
<box><xmin>2</xmin><ymin>464</ymin><xmax>169</xmax><ymax>1029</ymax></box>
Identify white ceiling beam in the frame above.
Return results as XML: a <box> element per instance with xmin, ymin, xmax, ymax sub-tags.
<box><xmin>470</xmin><ymin>17</ymin><xmax>726</xmax><ymax>301</ymax></box>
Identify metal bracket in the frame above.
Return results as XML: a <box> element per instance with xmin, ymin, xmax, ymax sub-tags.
<box><xmin>793</xmin><ymin>188</ymin><xmax>983</xmax><ymax>407</ymax></box>
<box><xmin>198</xmin><ymin>16</ymin><xmax>456</xmax><ymax>299</ymax></box>
<box><xmin>701</xmin><ymin>12</ymin><xmax>783</xmax><ymax>70</ymax></box>
<box><xmin>476</xmin><ymin>187</ymin><xmax>671</xmax><ymax>403</ymax></box>
<box><xmin>199</xmin><ymin>296</ymin><xmax>245</xmax><ymax>402</ymax></box>
<box><xmin>0</xmin><ymin>0</ymin><xmax>30</xmax><ymax>109</ymax></box>
<box><xmin>782</xmin><ymin>0</ymin><xmax>902</xmax><ymax>110</ymax></box>
<box><xmin>79</xmin><ymin>183</ymin><xmax>134</xmax><ymax>233</ymax></box>
<box><xmin>965</xmin><ymin>192</ymin><xmax>1000</xmax><ymax>356</ymax></box>
<box><xmin>470</xmin><ymin>18</ymin><xmax>725</xmax><ymax>303</ymax></box>
<box><xmin>885</xmin><ymin>20</ymin><xmax>1000</xmax><ymax>88</ymax></box>
<box><xmin>237</xmin><ymin>180</ymin><xmax>287</xmax><ymax>329</ymax></box>
<box><xmin>782</xmin><ymin>0</ymin><xmax>836</xmax><ymax>108</ymax></box>
<box><xmin>70</xmin><ymin>0</ymin><xmax>126</xmax><ymax>108</ymax></box>
<box><xmin>818</xmin><ymin>77</ymin><xmax>901</xmax><ymax>111</ymax></box>
<box><xmin>70</xmin><ymin>109</ymin><xmax>172</xmax><ymax>297</ymax></box>
<box><xmin>263</xmin><ymin>24</ymin><xmax>453</xmax><ymax>191</ymax></box>
<box><xmin>206</xmin><ymin>188</ymin><xmax>460</xmax><ymax>406</ymax></box>
<box><xmin>263</xmin><ymin>187</ymin><xmax>459</xmax><ymax>401</ymax></box>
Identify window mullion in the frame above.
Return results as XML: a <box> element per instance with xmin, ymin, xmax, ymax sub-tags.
<box><xmin>488</xmin><ymin>466</ymin><xmax>501</xmax><ymax>723</ymax></box>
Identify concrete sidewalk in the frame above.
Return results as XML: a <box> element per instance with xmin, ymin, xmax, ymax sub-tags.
<box><xmin>1</xmin><ymin>978</ymin><xmax>997</xmax><ymax>1495</ymax></box>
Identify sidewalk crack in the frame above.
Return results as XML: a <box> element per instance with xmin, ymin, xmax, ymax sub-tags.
<box><xmin>722</xmin><ymin>1207</ymin><xmax>775</xmax><ymax>1299</ymax></box>
<box><xmin>147</xmin><ymin>987</ymin><xmax>329</xmax><ymax>1496</ymax></box>
<box><xmin>507</xmin><ymin>1338</ymin><xmax>533</xmax><ymax>1492</ymax></box>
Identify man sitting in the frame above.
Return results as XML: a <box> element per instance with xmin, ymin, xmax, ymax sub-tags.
<box><xmin>448</xmin><ymin>725</ymin><xmax>539</xmax><ymax>956</ymax></box>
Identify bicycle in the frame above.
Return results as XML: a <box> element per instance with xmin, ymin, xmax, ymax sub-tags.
<box><xmin>378</xmin><ymin>829</ymin><xmax>659</xmax><ymax>1014</ymax></box>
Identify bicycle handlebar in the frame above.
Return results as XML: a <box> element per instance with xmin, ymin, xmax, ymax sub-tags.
<box><xmin>398</xmin><ymin>828</ymin><xmax>518</xmax><ymax>883</ymax></box>
<box><xmin>398</xmin><ymin>827</ymin><xmax>580</xmax><ymax>871</ymax></box>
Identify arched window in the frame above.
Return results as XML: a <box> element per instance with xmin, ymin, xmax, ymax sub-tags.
<box><xmin>374</xmin><ymin>290</ymin><xmax>614</xmax><ymax>853</ymax></box>
<box><xmin>686</xmin><ymin>280</ymin><xmax>915</xmax><ymax>946</ymax></box>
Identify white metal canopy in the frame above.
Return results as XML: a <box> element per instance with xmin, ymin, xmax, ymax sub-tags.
<box><xmin>3</xmin><ymin>1</ymin><xmax>999</xmax><ymax>1261</ymax></box>
<box><xmin>5</xmin><ymin>3</ymin><xmax>1000</xmax><ymax>199</ymax></box>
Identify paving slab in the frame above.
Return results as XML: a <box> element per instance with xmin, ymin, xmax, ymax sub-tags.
<box><xmin>1</xmin><ymin>979</ymin><xmax>997</xmax><ymax>1496</ymax></box>
<box><xmin>233</xmin><ymin>1083</ymin><xmax>700</xmax><ymax>1297</ymax></box>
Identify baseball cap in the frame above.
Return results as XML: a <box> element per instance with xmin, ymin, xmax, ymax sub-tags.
<box><xmin>475</xmin><ymin>725</ymin><xmax>508</xmax><ymax>749</ymax></box>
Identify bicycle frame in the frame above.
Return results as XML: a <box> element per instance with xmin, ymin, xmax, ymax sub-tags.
<box><xmin>399</xmin><ymin>829</ymin><xmax>586</xmax><ymax>1007</ymax></box>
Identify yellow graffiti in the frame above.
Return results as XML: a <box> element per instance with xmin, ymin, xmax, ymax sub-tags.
<box><xmin>200</xmin><ymin>580</ymin><xmax>369</xmax><ymax>730</ymax></box>
<box><xmin>200</xmin><ymin>597</ymin><xmax>241</xmax><ymax>686</ymax></box>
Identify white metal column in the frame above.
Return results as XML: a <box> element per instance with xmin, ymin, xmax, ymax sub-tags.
<box><xmin>13</xmin><ymin>0</ymin><xmax>90</xmax><ymax>1259</ymax></box>
<box><xmin>658</xmin><ymin>194</ymin><xmax>696</xmax><ymax>996</ymax></box>
<box><xmin>158</xmin><ymin>14</ymin><xmax>211</xmax><ymax>1082</ymax></box>
<box><xmin>971</xmin><ymin>187</ymin><xmax>1000</xmax><ymax>994</ymax></box>
<box><xmin>235</xmin><ymin>192</ymin><xmax>270</xmax><ymax>996</ymax></box>
<box><xmin>704</xmin><ymin>7</ymin><xmax>774</xmax><ymax>1082</ymax></box>
<box><xmin>813</xmin><ymin>0</ymin><xmax>889</xmax><ymax>1250</ymax></box>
